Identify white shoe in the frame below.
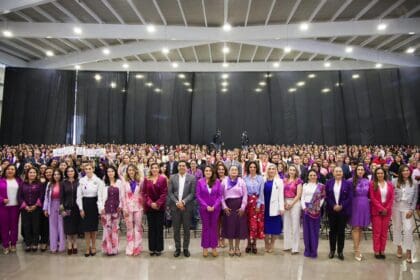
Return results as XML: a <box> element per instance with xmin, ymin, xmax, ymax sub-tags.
<box><xmin>3</xmin><ymin>248</ymin><xmax>10</xmax><ymax>255</ymax></box>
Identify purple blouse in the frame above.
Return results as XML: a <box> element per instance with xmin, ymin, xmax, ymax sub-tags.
<box><xmin>105</xmin><ymin>186</ymin><xmax>120</xmax><ymax>214</ymax></box>
<box><xmin>18</xmin><ymin>182</ymin><xmax>43</xmax><ymax>209</ymax></box>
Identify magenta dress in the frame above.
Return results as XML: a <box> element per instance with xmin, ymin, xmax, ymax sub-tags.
<box><xmin>349</xmin><ymin>178</ymin><xmax>371</xmax><ymax>227</ymax></box>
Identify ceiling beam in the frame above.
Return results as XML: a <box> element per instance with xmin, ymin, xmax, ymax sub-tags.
<box><xmin>28</xmin><ymin>40</ymin><xmax>211</xmax><ymax>68</ymax></box>
<box><xmin>62</xmin><ymin>60</ymin><xmax>394</xmax><ymax>72</ymax></box>
<box><xmin>4</xmin><ymin>18</ymin><xmax>420</xmax><ymax>40</ymax></box>
<box><xmin>237</xmin><ymin>39</ymin><xmax>420</xmax><ymax>67</ymax></box>
<box><xmin>0</xmin><ymin>50</ymin><xmax>28</xmax><ymax>66</ymax></box>
<box><xmin>0</xmin><ymin>0</ymin><xmax>53</xmax><ymax>13</ymax></box>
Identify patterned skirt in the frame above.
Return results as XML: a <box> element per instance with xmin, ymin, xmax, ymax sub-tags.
<box><xmin>246</xmin><ymin>195</ymin><xmax>264</xmax><ymax>240</ymax></box>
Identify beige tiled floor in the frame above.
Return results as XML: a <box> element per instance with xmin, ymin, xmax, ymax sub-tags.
<box><xmin>0</xmin><ymin>237</ymin><xmax>418</xmax><ymax>280</ymax></box>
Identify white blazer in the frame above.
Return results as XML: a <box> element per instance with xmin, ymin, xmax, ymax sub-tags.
<box><xmin>258</xmin><ymin>177</ymin><xmax>285</xmax><ymax>216</ymax></box>
<box><xmin>97</xmin><ymin>179</ymin><xmax>123</xmax><ymax>213</ymax></box>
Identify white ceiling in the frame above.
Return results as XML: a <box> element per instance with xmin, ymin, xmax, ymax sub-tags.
<box><xmin>0</xmin><ymin>0</ymin><xmax>419</xmax><ymax>71</ymax></box>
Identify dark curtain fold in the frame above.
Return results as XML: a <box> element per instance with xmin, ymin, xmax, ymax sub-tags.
<box><xmin>191</xmin><ymin>72</ymin><xmax>271</xmax><ymax>148</ymax></box>
<box><xmin>125</xmin><ymin>72</ymin><xmax>193</xmax><ymax>144</ymax></box>
<box><xmin>75</xmin><ymin>71</ymin><xmax>127</xmax><ymax>144</ymax></box>
<box><xmin>0</xmin><ymin>67</ymin><xmax>75</xmax><ymax>144</ymax></box>
<box><xmin>269</xmin><ymin>71</ymin><xmax>344</xmax><ymax>145</ymax></box>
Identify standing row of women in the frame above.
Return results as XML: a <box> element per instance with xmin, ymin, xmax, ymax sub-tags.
<box><xmin>0</xmin><ymin>160</ymin><xmax>418</xmax><ymax>263</ymax></box>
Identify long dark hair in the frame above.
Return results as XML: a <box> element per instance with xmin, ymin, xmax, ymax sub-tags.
<box><xmin>246</xmin><ymin>161</ymin><xmax>260</xmax><ymax>175</ymax></box>
<box><xmin>306</xmin><ymin>169</ymin><xmax>318</xmax><ymax>184</ymax></box>
<box><xmin>203</xmin><ymin>165</ymin><xmax>217</xmax><ymax>188</ymax></box>
<box><xmin>1</xmin><ymin>164</ymin><xmax>18</xmax><ymax>179</ymax></box>
<box><xmin>373</xmin><ymin>167</ymin><xmax>387</xmax><ymax>191</ymax></box>
<box><xmin>104</xmin><ymin>165</ymin><xmax>119</xmax><ymax>186</ymax></box>
<box><xmin>50</xmin><ymin>168</ymin><xmax>63</xmax><ymax>184</ymax></box>
<box><xmin>352</xmin><ymin>163</ymin><xmax>368</xmax><ymax>190</ymax></box>
<box><xmin>396</xmin><ymin>164</ymin><xmax>413</xmax><ymax>188</ymax></box>
<box><xmin>24</xmin><ymin>167</ymin><xmax>40</xmax><ymax>184</ymax></box>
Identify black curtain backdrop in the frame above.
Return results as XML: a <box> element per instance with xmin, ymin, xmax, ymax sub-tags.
<box><xmin>0</xmin><ymin>67</ymin><xmax>75</xmax><ymax>144</ymax></box>
<box><xmin>75</xmin><ymin>71</ymin><xmax>127</xmax><ymax>144</ymax></box>
<box><xmin>1</xmin><ymin>67</ymin><xmax>419</xmax><ymax>146</ymax></box>
<box><xmin>125</xmin><ymin>72</ymin><xmax>193</xmax><ymax>144</ymax></box>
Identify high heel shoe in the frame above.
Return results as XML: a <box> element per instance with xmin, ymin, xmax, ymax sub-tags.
<box><xmin>406</xmin><ymin>251</ymin><xmax>412</xmax><ymax>264</ymax></box>
<box><xmin>245</xmin><ymin>245</ymin><xmax>251</xmax><ymax>253</ymax></box>
<box><xmin>90</xmin><ymin>248</ymin><xmax>96</xmax><ymax>256</ymax></box>
<box><xmin>354</xmin><ymin>251</ymin><xmax>362</xmax><ymax>261</ymax></box>
<box><xmin>234</xmin><ymin>247</ymin><xmax>241</xmax><ymax>257</ymax></box>
<box><xmin>228</xmin><ymin>247</ymin><xmax>235</xmax><ymax>257</ymax></box>
<box><xmin>251</xmin><ymin>243</ymin><xmax>257</xmax><ymax>254</ymax></box>
<box><xmin>85</xmin><ymin>247</ymin><xmax>91</xmax><ymax>257</ymax></box>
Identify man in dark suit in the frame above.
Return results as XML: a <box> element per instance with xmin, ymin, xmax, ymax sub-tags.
<box><xmin>165</xmin><ymin>153</ymin><xmax>178</xmax><ymax>177</ymax></box>
<box><xmin>325</xmin><ymin>166</ymin><xmax>353</xmax><ymax>260</ymax></box>
<box><xmin>168</xmin><ymin>160</ymin><xmax>196</xmax><ymax>257</ymax></box>
<box><xmin>196</xmin><ymin>151</ymin><xmax>207</xmax><ymax>172</ymax></box>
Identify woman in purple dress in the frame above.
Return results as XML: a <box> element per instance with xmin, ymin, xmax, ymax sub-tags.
<box><xmin>349</xmin><ymin>163</ymin><xmax>370</xmax><ymax>261</ymax></box>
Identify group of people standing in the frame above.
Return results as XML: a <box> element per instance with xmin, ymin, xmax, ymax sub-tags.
<box><xmin>0</xmin><ymin>145</ymin><xmax>419</xmax><ymax>264</ymax></box>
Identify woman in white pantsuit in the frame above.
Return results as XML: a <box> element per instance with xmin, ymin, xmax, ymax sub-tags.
<box><xmin>282</xmin><ymin>165</ymin><xmax>303</xmax><ymax>254</ymax></box>
<box><xmin>392</xmin><ymin>164</ymin><xmax>418</xmax><ymax>263</ymax></box>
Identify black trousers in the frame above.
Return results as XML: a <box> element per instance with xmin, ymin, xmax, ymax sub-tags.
<box><xmin>147</xmin><ymin>210</ymin><xmax>164</xmax><ymax>252</ymax></box>
<box><xmin>22</xmin><ymin>208</ymin><xmax>41</xmax><ymax>246</ymax></box>
<box><xmin>328</xmin><ymin>212</ymin><xmax>348</xmax><ymax>253</ymax></box>
<box><xmin>39</xmin><ymin>211</ymin><xmax>49</xmax><ymax>245</ymax></box>
<box><xmin>171</xmin><ymin>208</ymin><xmax>192</xmax><ymax>250</ymax></box>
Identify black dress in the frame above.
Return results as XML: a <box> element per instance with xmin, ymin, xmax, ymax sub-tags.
<box><xmin>61</xmin><ymin>179</ymin><xmax>81</xmax><ymax>235</ymax></box>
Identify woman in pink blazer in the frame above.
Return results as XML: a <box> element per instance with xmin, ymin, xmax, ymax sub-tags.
<box><xmin>369</xmin><ymin>167</ymin><xmax>394</xmax><ymax>259</ymax></box>
<box><xmin>120</xmin><ymin>164</ymin><xmax>144</xmax><ymax>256</ymax></box>
<box><xmin>196</xmin><ymin>166</ymin><xmax>223</xmax><ymax>257</ymax></box>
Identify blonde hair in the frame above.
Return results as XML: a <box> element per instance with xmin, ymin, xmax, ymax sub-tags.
<box><xmin>124</xmin><ymin>164</ymin><xmax>141</xmax><ymax>182</ymax></box>
<box><xmin>265</xmin><ymin>163</ymin><xmax>280</xmax><ymax>180</ymax></box>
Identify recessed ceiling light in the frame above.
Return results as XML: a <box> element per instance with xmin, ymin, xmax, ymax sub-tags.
<box><xmin>408</xmin><ymin>32</ymin><xmax>415</xmax><ymax>35</ymax></box>
<box><xmin>297</xmin><ymin>81</ymin><xmax>305</xmax><ymax>87</ymax></box>
<box><xmin>264</xmin><ymin>73</ymin><xmax>272</xmax><ymax>78</ymax></box>
<box><xmin>162</xmin><ymin>47</ymin><xmax>169</xmax><ymax>54</ymax></box>
<box><xmin>145</xmin><ymin>82</ymin><xmax>153</xmax><ymax>87</ymax></box>
<box><xmin>45</xmin><ymin>50</ymin><xmax>54</xmax><ymax>57</ymax></box>
<box><xmin>324</xmin><ymin>62</ymin><xmax>331</xmax><ymax>67</ymax></box>
<box><xmin>46</xmin><ymin>36</ymin><xmax>52</xmax><ymax>39</ymax></box>
<box><xmin>352</xmin><ymin>74</ymin><xmax>360</xmax><ymax>79</ymax></box>
<box><xmin>222</xmin><ymin>23</ymin><xmax>232</xmax><ymax>31</ymax></box>
<box><xmin>135</xmin><ymin>74</ymin><xmax>144</xmax><ymax>79</ymax></box>
<box><xmin>221</xmin><ymin>73</ymin><xmax>229</xmax><ymax>79</ymax></box>
<box><xmin>405</xmin><ymin>47</ymin><xmax>415</xmax><ymax>54</ymax></box>
<box><xmin>335</xmin><ymin>82</ymin><xmax>340</xmax><ymax>87</ymax></box>
<box><xmin>74</xmin><ymin>65</ymin><xmax>81</xmax><ymax>70</ymax></box>
<box><xmin>110</xmin><ymin>82</ymin><xmax>117</xmax><ymax>88</ymax></box>
<box><xmin>222</xmin><ymin>46</ymin><xmax>230</xmax><ymax>54</ymax></box>
<box><xmin>187</xmin><ymin>88</ymin><xmax>193</xmax><ymax>92</ymax></box>
<box><xmin>299</xmin><ymin>23</ymin><xmax>309</xmax><ymax>31</ymax></box>
<box><xmin>273</xmin><ymin>62</ymin><xmax>280</xmax><ymax>68</ymax></box>
<box><xmin>284</xmin><ymin>46</ymin><xmax>292</xmax><ymax>53</ymax></box>
<box><xmin>94</xmin><ymin>74</ymin><xmax>102</xmax><ymax>81</ymax></box>
<box><xmin>288</xmin><ymin>88</ymin><xmax>297</xmax><ymax>92</ymax></box>
<box><xmin>172</xmin><ymin>62</ymin><xmax>179</xmax><ymax>68</ymax></box>
<box><xmin>345</xmin><ymin>46</ymin><xmax>353</xmax><ymax>53</ymax></box>
<box><xmin>308</xmin><ymin>73</ymin><xmax>316</xmax><ymax>78</ymax></box>
<box><xmin>221</xmin><ymin>81</ymin><xmax>228</xmax><ymax>87</ymax></box>
<box><xmin>255</xmin><ymin>88</ymin><xmax>262</xmax><ymax>92</ymax></box>
<box><xmin>102</xmin><ymin>48</ymin><xmax>110</xmax><ymax>55</ymax></box>
<box><xmin>377</xmin><ymin>23</ymin><xmax>387</xmax><ymax>31</ymax></box>
<box><xmin>321</xmin><ymin>88</ymin><xmax>331</xmax><ymax>93</ymax></box>
<box><xmin>154</xmin><ymin>88</ymin><xmax>161</xmax><ymax>92</ymax></box>
<box><xmin>222</xmin><ymin>62</ymin><xmax>229</xmax><ymax>68</ymax></box>
<box><xmin>2</xmin><ymin>30</ymin><xmax>13</xmax><ymax>37</ymax></box>
<box><xmin>178</xmin><ymin>73</ymin><xmax>185</xmax><ymax>79</ymax></box>
<box><xmin>375</xmin><ymin>63</ymin><xmax>383</xmax><ymax>68</ymax></box>
<box><xmin>221</xmin><ymin>88</ymin><xmax>228</xmax><ymax>92</ymax></box>
<box><xmin>259</xmin><ymin>81</ymin><xmax>266</xmax><ymax>86</ymax></box>
<box><xmin>147</xmin><ymin>24</ymin><xmax>156</xmax><ymax>33</ymax></box>
<box><xmin>184</xmin><ymin>82</ymin><xmax>190</xmax><ymax>86</ymax></box>
<box><xmin>73</xmin><ymin>27</ymin><xmax>82</xmax><ymax>35</ymax></box>
<box><xmin>122</xmin><ymin>63</ymin><xmax>129</xmax><ymax>69</ymax></box>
